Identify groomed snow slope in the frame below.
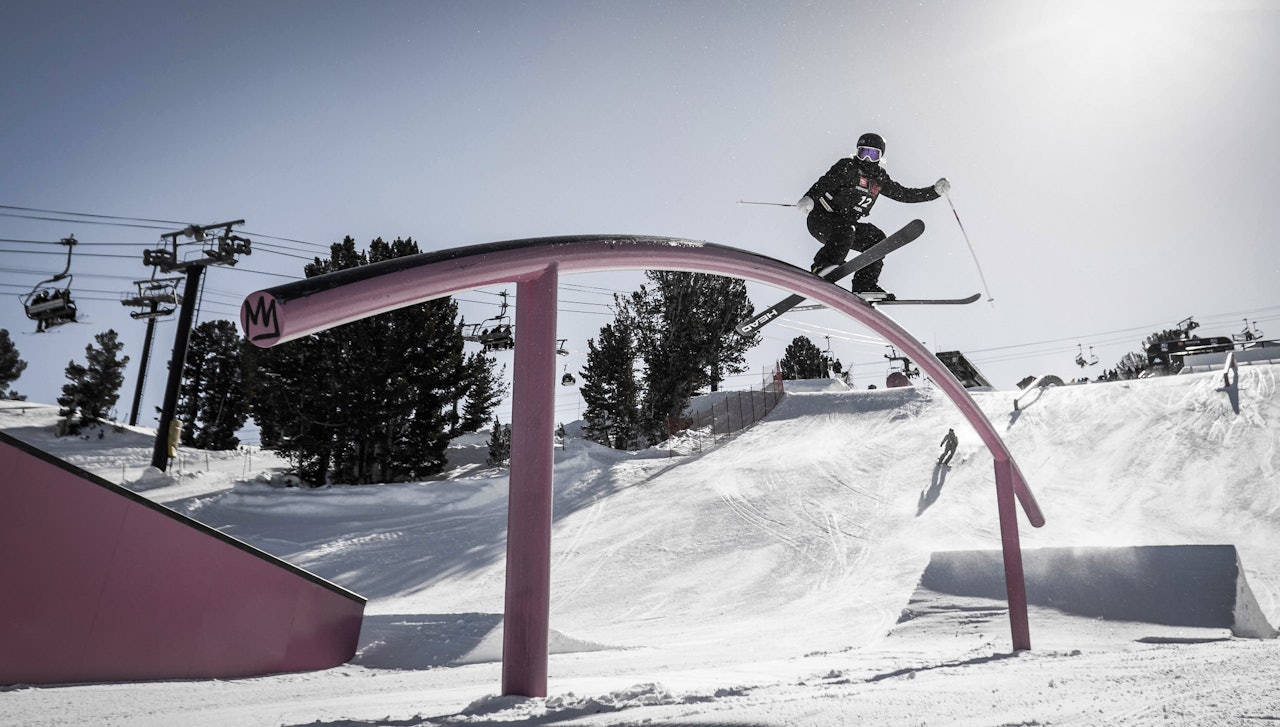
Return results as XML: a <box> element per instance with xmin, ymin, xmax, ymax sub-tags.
<box><xmin>2</xmin><ymin>364</ymin><xmax>1278</xmax><ymax>726</ymax></box>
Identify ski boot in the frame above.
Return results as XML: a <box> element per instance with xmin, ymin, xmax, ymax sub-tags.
<box><xmin>853</xmin><ymin>283</ymin><xmax>896</xmax><ymax>303</ymax></box>
<box><xmin>810</xmin><ymin>261</ymin><xmax>840</xmax><ymax>279</ymax></box>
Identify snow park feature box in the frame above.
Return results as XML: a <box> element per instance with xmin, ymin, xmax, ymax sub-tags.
<box><xmin>0</xmin><ymin>431</ymin><xmax>366</xmax><ymax>685</ymax></box>
<box><xmin>917</xmin><ymin>545</ymin><xmax>1277</xmax><ymax>639</ymax></box>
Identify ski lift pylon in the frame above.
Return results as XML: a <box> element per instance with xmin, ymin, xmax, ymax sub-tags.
<box><xmin>22</xmin><ymin>235</ymin><xmax>79</xmax><ymax>332</ymax></box>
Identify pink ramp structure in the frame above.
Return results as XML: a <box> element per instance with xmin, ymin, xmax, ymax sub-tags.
<box><xmin>240</xmin><ymin>233</ymin><xmax>1046</xmax><ymax>697</ymax></box>
<box><xmin>0</xmin><ymin>431</ymin><xmax>366</xmax><ymax>685</ymax></box>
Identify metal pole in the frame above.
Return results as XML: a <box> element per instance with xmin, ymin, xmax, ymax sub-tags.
<box><xmin>501</xmin><ymin>265</ymin><xmax>558</xmax><ymax>697</ymax></box>
<box><xmin>944</xmin><ymin>192</ymin><xmax>995</xmax><ymax>303</ymax></box>
<box><xmin>737</xmin><ymin>200</ymin><xmax>796</xmax><ymax>208</ymax></box>
<box><xmin>150</xmin><ymin>266</ymin><xmax>204</xmax><ymax>471</ymax></box>
<box><xmin>994</xmin><ymin>457</ymin><xmax>1031</xmax><ymax>650</ymax></box>
<box><xmin>128</xmin><ymin>304</ymin><xmax>158</xmax><ymax>426</ymax></box>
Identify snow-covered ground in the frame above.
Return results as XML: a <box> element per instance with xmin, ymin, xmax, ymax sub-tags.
<box><xmin>3</xmin><ymin>364</ymin><xmax>1279</xmax><ymax>726</ymax></box>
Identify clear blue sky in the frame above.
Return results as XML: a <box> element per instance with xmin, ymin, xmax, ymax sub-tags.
<box><xmin>3</xmin><ymin>0</ymin><xmax>1278</xmax><ymax>431</ymax></box>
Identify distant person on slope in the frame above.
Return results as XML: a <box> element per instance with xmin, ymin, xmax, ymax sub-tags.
<box><xmin>938</xmin><ymin>428</ymin><xmax>959</xmax><ymax>466</ymax></box>
<box><xmin>796</xmin><ymin>132</ymin><xmax>950</xmax><ymax>300</ymax></box>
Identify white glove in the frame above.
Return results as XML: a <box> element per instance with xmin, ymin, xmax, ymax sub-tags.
<box><xmin>796</xmin><ymin>196</ymin><xmax>814</xmax><ymax>213</ymax></box>
<box><xmin>934</xmin><ymin>178</ymin><xmax>951</xmax><ymax>195</ymax></box>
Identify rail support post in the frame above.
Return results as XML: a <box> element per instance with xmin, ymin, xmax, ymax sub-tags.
<box><xmin>501</xmin><ymin>265</ymin><xmax>559</xmax><ymax>697</ymax></box>
<box><xmin>994</xmin><ymin>457</ymin><xmax>1031</xmax><ymax>650</ymax></box>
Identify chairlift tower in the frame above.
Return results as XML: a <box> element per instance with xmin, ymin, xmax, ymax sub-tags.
<box><xmin>145</xmin><ymin>221</ymin><xmax>250</xmax><ymax>470</ymax></box>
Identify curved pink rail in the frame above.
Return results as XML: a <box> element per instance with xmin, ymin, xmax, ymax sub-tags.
<box><xmin>242</xmin><ymin>234</ymin><xmax>1044</xmax><ymax>695</ymax></box>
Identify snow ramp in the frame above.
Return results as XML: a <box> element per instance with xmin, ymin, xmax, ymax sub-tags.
<box><xmin>916</xmin><ymin>545</ymin><xmax>1277</xmax><ymax>638</ymax></box>
<box><xmin>0</xmin><ymin>431</ymin><xmax>366</xmax><ymax>685</ymax></box>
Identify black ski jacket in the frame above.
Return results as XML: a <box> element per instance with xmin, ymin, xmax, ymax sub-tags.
<box><xmin>805</xmin><ymin>157</ymin><xmax>939</xmax><ymax>221</ymax></box>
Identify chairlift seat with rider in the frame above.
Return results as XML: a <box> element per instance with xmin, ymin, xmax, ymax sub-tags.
<box><xmin>22</xmin><ymin>235</ymin><xmax>79</xmax><ymax>332</ymax></box>
<box><xmin>464</xmin><ymin>290</ymin><xmax>515</xmax><ymax>351</ymax></box>
<box><xmin>884</xmin><ymin>346</ymin><xmax>920</xmax><ymax>379</ymax></box>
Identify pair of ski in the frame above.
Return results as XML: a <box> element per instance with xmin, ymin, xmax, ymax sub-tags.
<box><xmin>735</xmin><ymin>219</ymin><xmax>978</xmax><ymax>337</ymax></box>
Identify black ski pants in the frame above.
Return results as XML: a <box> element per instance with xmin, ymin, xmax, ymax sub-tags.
<box><xmin>806</xmin><ymin>211</ymin><xmax>886</xmax><ymax>290</ymax></box>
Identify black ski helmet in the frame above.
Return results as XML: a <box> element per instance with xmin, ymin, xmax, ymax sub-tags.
<box><xmin>857</xmin><ymin>132</ymin><xmax>885</xmax><ymax>154</ymax></box>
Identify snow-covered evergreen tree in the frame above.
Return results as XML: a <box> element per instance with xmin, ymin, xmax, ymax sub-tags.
<box><xmin>57</xmin><ymin>329</ymin><xmax>129</xmax><ymax>434</ymax></box>
<box><xmin>0</xmin><ymin>329</ymin><xmax>27</xmax><ymax>400</ymax></box>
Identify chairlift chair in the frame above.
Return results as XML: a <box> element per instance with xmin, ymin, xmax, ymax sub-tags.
<box><xmin>560</xmin><ymin>365</ymin><xmax>576</xmax><ymax>387</ymax></box>
<box><xmin>480</xmin><ymin>324</ymin><xmax>514</xmax><ymax>351</ymax></box>
<box><xmin>1177</xmin><ymin>316</ymin><xmax>1200</xmax><ymax>338</ymax></box>
<box><xmin>884</xmin><ymin>346</ymin><xmax>919</xmax><ymax>380</ymax></box>
<box><xmin>472</xmin><ymin>291</ymin><xmax>515</xmax><ymax>351</ymax></box>
<box><xmin>821</xmin><ymin>335</ymin><xmax>839</xmax><ymax>372</ymax></box>
<box><xmin>1234</xmin><ymin>318</ymin><xmax>1264</xmax><ymax>343</ymax></box>
<box><xmin>121</xmin><ymin>277</ymin><xmax>183</xmax><ymax>320</ymax></box>
<box><xmin>1075</xmin><ymin>344</ymin><xmax>1099</xmax><ymax>368</ymax></box>
<box><xmin>22</xmin><ymin>235</ymin><xmax>79</xmax><ymax>332</ymax></box>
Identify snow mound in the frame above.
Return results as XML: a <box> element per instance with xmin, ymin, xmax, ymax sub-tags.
<box><xmin>778</xmin><ymin>377</ymin><xmax>851</xmax><ymax>393</ymax></box>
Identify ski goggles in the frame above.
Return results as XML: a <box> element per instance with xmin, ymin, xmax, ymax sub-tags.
<box><xmin>855</xmin><ymin>146</ymin><xmax>883</xmax><ymax>162</ymax></box>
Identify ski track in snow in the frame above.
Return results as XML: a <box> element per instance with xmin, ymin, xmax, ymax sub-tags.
<box><xmin>3</xmin><ymin>365</ymin><xmax>1280</xmax><ymax>726</ymax></box>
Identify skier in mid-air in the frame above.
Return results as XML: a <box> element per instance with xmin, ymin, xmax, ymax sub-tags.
<box><xmin>796</xmin><ymin>132</ymin><xmax>950</xmax><ymax>300</ymax></box>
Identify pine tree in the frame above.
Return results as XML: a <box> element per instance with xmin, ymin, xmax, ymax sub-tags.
<box><xmin>57</xmin><ymin>329</ymin><xmax>129</xmax><ymax>434</ymax></box>
<box><xmin>779</xmin><ymin>336</ymin><xmax>829</xmax><ymax>379</ymax></box>
<box><xmin>456</xmin><ymin>352</ymin><xmax>508</xmax><ymax>436</ymax></box>
<box><xmin>0</xmin><ymin>329</ymin><xmax>27</xmax><ymax>400</ymax></box>
<box><xmin>486</xmin><ymin>415</ymin><xmax>511</xmax><ymax>466</ymax></box>
<box><xmin>175</xmin><ymin>320</ymin><xmax>251</xmax><ymax>450</ymax></box>
<box><xmin>248</xmin><ymin>236</ymin><xmax>504</xmax><ymax>485</ymax></box>
<box><xmin>579</xmin><ymin>321</ymin><xmax>642</xmax><ymax>449</ymax></box>
<box><xmin>623</xmin><ymin>272</ymin><xmax>759</xmax><ymax>444</ymax></box>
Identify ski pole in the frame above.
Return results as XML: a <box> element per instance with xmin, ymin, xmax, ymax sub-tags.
<box><xmin>737</xmin><ymin>200</ymin><xmax>796</xmax><ymax>208</ymax></box>
<box><xmin>944</xmin><ymin>191</ymin><xmax>995</xmax><ymax>304</ymax></box>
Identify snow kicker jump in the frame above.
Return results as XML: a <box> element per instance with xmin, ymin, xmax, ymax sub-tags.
<box><xmin>239</xmin><ymin>234</ymin><xmax>1045</xmax><ymax>697</ymax></box>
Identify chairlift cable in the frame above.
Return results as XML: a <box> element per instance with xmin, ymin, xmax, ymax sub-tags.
<box><xmin>0</xmin><ymin>211</ymin><xmax>175</xmax><ymax>232</ymax></box>
<box><xmin>0</xmin><ymin>247</ymin><xmax>140</xmax><ymax>260</ymax></box>
<box><xmin>0</xmin><ymin>203</ymin><xmax>190</xmax><ymax>226</ymax></box>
